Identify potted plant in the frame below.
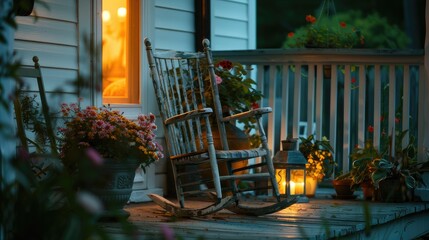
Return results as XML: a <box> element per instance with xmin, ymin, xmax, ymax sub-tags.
<box><xmin>283</xmin><ymin>13</ymin><xmax>364</xmax><ymax>49</ymax></box>
<box><xmin>348</xmin><ymin>139</ymin><xmax>381</xmax><ymax>200</ymax></box>
<box><xmin>299</xmin><ymin>135</ymin><xmax>335</xmax><ymax>197</ymax></box>
<box><xmin>371</xmin><ymin>130</ymin><xmax>426</xmax><ymax>202</ymax></box>
<box><xmin>332</xmin><ymin>172</ymin><xmax>355</xmax><ymax>198</ymax></box>
<box><xmin>59</xmin><ymin>102</ymin><xmax>164</xmax><ymax>217</ymax></box>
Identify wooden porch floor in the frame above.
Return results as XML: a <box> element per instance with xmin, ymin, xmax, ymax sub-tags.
<box><xmin>102</xmin><ymin>189</ymin><xmax>429</xmax><ymax>239</ymax></box>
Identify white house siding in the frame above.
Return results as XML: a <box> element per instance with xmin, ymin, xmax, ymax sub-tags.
<box><xmin>14</xmin><ymin>0</ymin><xmax>79</xmax><ymax>110</ymax></box>
<box><xmin>211</xmin><ymin>0</ymin><xmax>256</xmax><ymax>50</ymax></box>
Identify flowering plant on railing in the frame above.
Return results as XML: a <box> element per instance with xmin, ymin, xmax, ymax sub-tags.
<box><xmin>208</xmin><ymin>59</ymin><xmax>264</xmax><ymax>147</ymax></box>
<box><xmin>299</xmin><ymin>135</ymin><xmax>335</xmax><ymax>181</ymax></box>
<box><xmin>59</xmin><ymin>103</ymin><xmax>163</xmax><ymax>173</ymax></box>
<box><xmin>283</xmin><ymin>14</ymin><xmax>364</xmax><ymax>49</ymax></box>
<box><xmin>211</xmin><ymin>59</ymin><xmax>262</xmax><ymax>115</ymax></box>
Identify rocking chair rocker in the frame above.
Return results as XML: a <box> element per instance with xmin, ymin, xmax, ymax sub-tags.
<box><xmin>144</xmin><ymin>38</ymin><xmax>297</xmax><ymax>217</ymax></box>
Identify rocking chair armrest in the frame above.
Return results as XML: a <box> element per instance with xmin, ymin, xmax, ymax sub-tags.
<box><xmin>222</xmin><ymin>107</ymin><xmax>272</xmax><ymax>122</ymax></box>
<box><xmin>165</xmin><ymin>108</ymin><xmax>213</xmax><ymax>125</ymax></box>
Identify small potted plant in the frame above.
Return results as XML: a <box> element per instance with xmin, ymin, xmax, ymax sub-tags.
<box><xmin>59</xmin><ymin>102</ymin><xmax>164</xmax><ymax>217</ymax></box>
<box><xmin>332</xmin><ymin>172</ymin><xmax>355</xmax><ymax>198</ymax></box>
<box><xmin>299</xmin><ymin>135</ymin><xmax>335</xmax><ymax>197</ymax></box>
<box><xmin>348</xmin><ymin>139</ymin><xmax>381</xmax><ymax>200</ymax></box>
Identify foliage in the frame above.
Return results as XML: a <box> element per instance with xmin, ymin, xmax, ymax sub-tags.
<box><xmin>348</xmin><ymin>139</ymin><xmax>381</xmax><ymax>187</ymax></box>
<box><xmin>0</xmin><ymin>150</ymin><xmax>137</xmax><ymax>240</ymax></box>
<box><xmin>371</xmin><ymin>129</ymin><xmax>424</xmax><ymax>189</ymax></box>
<box><xmin>212</xmin><ymin>60</ymin><xmax>262</xmax><ymax>114</ymax></box>
<box><xmin>299</xmin><ymin>135</ymin><xmax>335</xmax><ymax>181</ymax></box>
<box><xmin>59</xmin><ymin>103</ymin><xmax>164</xmax><ymax>173</ymax></box>
<box><xmin>207</xmin><ymin>59</ymin><xmax>263</xmax><ymax>147</ymax></box>
<box><xmin>283</xmin><ymin>10</ymin><xmax>410</xmax><ymax>49</ymax></box>
<box><xmin>349</xmin><ymin>127</ymin><xmax>426</xmax><ymax>191</ymax></box>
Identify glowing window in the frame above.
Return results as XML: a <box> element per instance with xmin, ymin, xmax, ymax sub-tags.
<box><xmin>102</xmin><ymin>0</ymin><xmax>140</xmax><ymax>104</ymax></box>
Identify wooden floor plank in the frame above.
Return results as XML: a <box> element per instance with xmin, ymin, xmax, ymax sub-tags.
<box><xmin>101</xmin><ymin>190</ymin><xmax>429</xmax><ymax>239</ymax></box>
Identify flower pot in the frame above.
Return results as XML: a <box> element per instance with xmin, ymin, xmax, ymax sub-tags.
<box><xmin>85</xmin><ymin>158</ymin><xmax>138</xmax><ymax>220</ymax></box>
<box><xmin>305</xmin><ymin>176</ymin><xmax>318</xmax><ymax>197</ymax></box>
<box><xmin>376</xmin><ymin>178</ymin><xmax>408</xmax><ymax>202</ymax></box>
<box><xmin>332</xmin><ymin>179</ymin><xmax>354</xmax><ymax>197</ymax></box>
<box><xmin>281</xmin><ymin>138</ymin><xmax>298</xmax><ymax>151</ymax></box>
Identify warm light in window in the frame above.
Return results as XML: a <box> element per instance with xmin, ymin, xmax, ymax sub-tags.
<box><xmin>102</xmin><ymin>10</ymin><xmax>111</xmax><ymax>22</ymax></box>
<box><xmin>102</xmin><ymin>0</ymin><xmax>140</xmax><ymax>104</ymax></box>
<box><xmin>117</xmin><ymin>7</ymin><xmax>126</xmax><ymax>17</ymax></box>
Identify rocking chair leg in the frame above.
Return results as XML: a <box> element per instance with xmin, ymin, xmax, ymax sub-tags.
<box><xmin>148</xmin><ymin>194</ymin><xmax>235</xmax><ymax>218</ymax></box>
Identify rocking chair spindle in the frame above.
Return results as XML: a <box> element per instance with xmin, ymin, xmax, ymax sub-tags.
<box><xmin>144</xmin><ymin>38</ymin><xmax>297</xmax><ymax>217</ymax></box>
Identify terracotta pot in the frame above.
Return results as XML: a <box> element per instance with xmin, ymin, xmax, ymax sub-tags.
<box><xmin>211</xmin><ymin>122</ymin><xmax>250</xmax><ymax>175</ymax></box>
<box><xmin>281</xmin><ymin>139</ymin><xmax>298</xmax><ymax>151</ymax></box>
<box><xmin>332</xmin><ymin>179</ymin><xmax>354</xmax><ymax>196</ymax></box>
<box><xmin>376</xmin><ymin>178</ymin><xmax>408</xmax><ymax>202</ymax></box>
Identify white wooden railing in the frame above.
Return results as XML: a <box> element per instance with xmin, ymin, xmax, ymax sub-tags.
<box><xmin>213</xmin><ymin>48</ymin><xmax>428</xmax><ymax>173</ymax></box>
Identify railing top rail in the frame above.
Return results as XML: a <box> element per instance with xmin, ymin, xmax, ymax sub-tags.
<box><xmin>213</xmin><ymin>48</ymin><xmax>425</xmax><ymax>65</ymax></box>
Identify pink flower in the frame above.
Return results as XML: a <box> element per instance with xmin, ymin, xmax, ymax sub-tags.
<box><xmin>215</xmin><ymin>75</ymin><xmax>223</xmax><ymax>85</ymax></box>
<box><xmin>86</xmin><ymin>148</ymin><xmax>104</xmax><ymax>166</ymax></box>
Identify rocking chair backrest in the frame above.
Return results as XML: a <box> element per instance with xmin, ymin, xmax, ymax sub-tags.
<box><xmin>145</xmin><ymin>39</ymin><xmax>216</xmax><ymax>157</ymax></box>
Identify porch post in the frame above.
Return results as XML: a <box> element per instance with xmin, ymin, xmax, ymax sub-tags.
<box><xmin>0</xmin><ymin>0</ymin><xmax>16</xmax><ymax>181</ymax></box>
<box><xmin>422</xmin><ymin>1</ymin><xmax>429</xmax><ymax>162</ymax></box>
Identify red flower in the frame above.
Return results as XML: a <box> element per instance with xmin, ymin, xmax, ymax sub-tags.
<box><xmin>216</xmin><ymin>60</ymin><xmax>233</xmax><ymax>70</ymax></box>
<box><xmin>395</xmin><ymin>118</ymin><xmax>400</xmax><ymax>124</ymax></box>
<box><xmin>368</xmin><ymin>125</ymin><xmax>374</xmax><ymax>133</ymax></box>
<box><xmin>305</xmin><ymin>14</ymin><xmax>316</xmax><ymax>24</ymax></box>
<box><xmin>288</xmin><ymin>32</ymin><xmax>295</xmax><ymax>38</ymax></box>
<box><xmin>351</xmin><ymin>77</ymin><xmax>356</xmax><ymax>84</ymax></box>
<box><xmin>380</xmin><ymin>116</ymin><xmax>385</xmax><ymax>122</ymax></box>
<box><xmin>339</xmin><ymin>22</ymin><xmax>346</xmax><ymax>28</ymax></box>
<box><xmin>251</xmin><ymin>102</ymin><xmax>260</xmax><ymax>109</ymax></box>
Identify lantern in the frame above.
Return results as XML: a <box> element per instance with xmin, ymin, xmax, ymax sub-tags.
<box><xmin>273</xmin><ymin>138</ymin><xmax>309</xmax><ymax>203</ymax></box>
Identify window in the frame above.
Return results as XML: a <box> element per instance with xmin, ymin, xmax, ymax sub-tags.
<box><xmin>102</xmin><ymin>0</ymin><xmax>140</xmax><ymax>104</ymax></box>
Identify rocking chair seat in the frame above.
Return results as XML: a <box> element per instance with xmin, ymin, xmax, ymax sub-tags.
<box><xmin>213</xmin><ymin>148</ymin><xmax>267</xmax><ymax>160</ymax></box>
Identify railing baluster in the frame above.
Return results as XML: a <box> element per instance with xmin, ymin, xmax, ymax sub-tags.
<box><xmin>343</xmin><ymin>65</ymin><xmax>352</xmax><ymax>173</ymax></box>
<box><xmin>267</xmin><ymin>65</ymin><xmax>277</xmax><ymax>152</ymax></box>
<box><xmin>307</xmin><ymin>64</ymin><xmax>315</xmax><ymax>139</ymax></box>
<box><xmin>329</xmin><ymin>64</ymin><xmax>338</xmax><ymax>168</ymax></box>
<box><xmin>315</xmin><ymin>64</ymin><xmax>323</xmax><ymax>139</ymax></box>
<box><xmin>388</xmin><ymin>64</ymin><xmax>396</xmax><ymax>157</ymax></box>
<box><xmin>403</xmin><ymin>65</ymin><xmax>410</xmax><ymax>147</ymax></box>
<box><xmin>292</xmin><ymin>64</ymin><xmax>302</xmax><ymax>139</ymax></box>
<box><xmin>373</xmin><ymin>64</ymin><xmax>382</xmax><ymax>150</ymax></box>
<box><xmin>358</xmin><ymin>65</ymin><xmax>366</xmax><ymax>147</ymax></box>
<box><xmin>280</xmin><ymin>64</ymin><xmax>290</xmax><ymax>141</ymax></box>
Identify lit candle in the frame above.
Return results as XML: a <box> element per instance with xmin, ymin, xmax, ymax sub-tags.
<box><xmin>290</xmin><ymin>181</ymin><xmax>296</xmax><ymax>195</ymax></box>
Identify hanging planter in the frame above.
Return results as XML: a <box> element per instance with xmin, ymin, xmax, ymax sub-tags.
<box><xmin>14</xmin><ymin>0</ymin><xmax>35</xmax><ymax>16</ymax></box>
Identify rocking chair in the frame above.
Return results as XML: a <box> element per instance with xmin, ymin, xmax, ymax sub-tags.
<box><xmin>144</xmin><ymin>38</ymin><xmax>297</xmax><ymax>217</ymax></box>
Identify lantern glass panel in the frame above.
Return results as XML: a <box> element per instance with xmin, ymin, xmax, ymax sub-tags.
<box><xmin>275</xmin><ymin>169</ymin><xmax>287</xmax><ymax>195</ymax></box>
<box><xmin>289</xmin><ymin>169</ymin><xmax>305</xmax><ymax>195</ymax></box>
